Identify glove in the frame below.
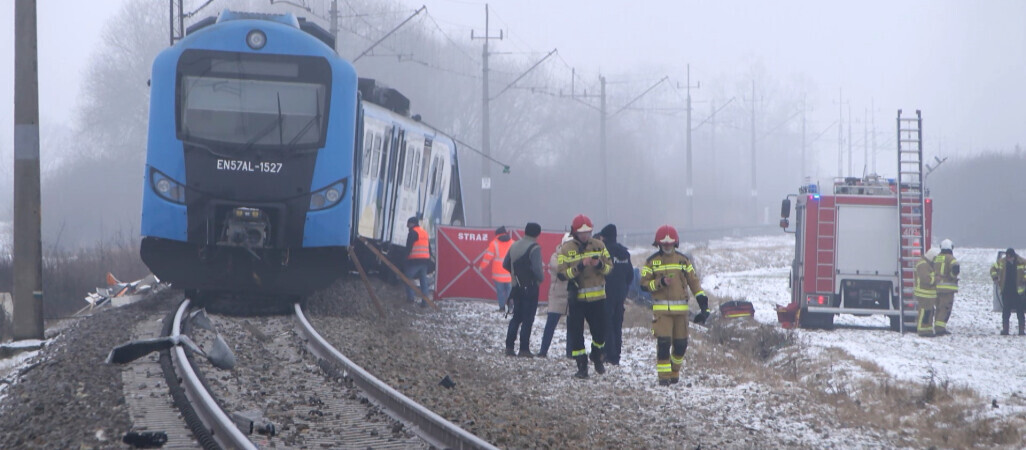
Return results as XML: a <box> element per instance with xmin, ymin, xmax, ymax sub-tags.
<box><xmin>557</xmin><ymin>273</ymin><xmax>568</xmax><ymax>282</ymax></box>
<box><xmin>660</xmin><ymin>276</ymin><xmax>670</xmax><ymax>287</ymax></box>
<box><xmin>693</xmin><ymin>310</ymin><xmax>710</xmax><ymax>324</ymax></box>
<box><xmin>693</xmin><ymin>294</ymin><xmax>710</xmax><ymax>324</ymax></box>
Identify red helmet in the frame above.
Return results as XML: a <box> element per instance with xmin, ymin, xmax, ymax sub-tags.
<box><xmin>571</xmin><ymin>214</ymin><xmax>593</xmax><ymax>234</ymax></box>
<box><xmin>653</xmin><ymin>225</ymin><xmax>679</xmax><ymax>247</ymax></box>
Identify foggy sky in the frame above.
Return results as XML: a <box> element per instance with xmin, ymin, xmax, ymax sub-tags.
<box><xmin>2</xmin><ymin>1</ymin><xmax>1025</xmax><ymax>177</ymax></box>
<box><xmin>408</xmin><ymin>0</ymin><xmax>1026</xmax><ymax>163</ymax></box>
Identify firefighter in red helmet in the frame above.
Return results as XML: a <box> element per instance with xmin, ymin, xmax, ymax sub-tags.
<box><xmin>639</xmin><ymin>225</ymin><xmax>709</xmax><ymax>386</ymax></box>
<box><xmin>556</xmin><ymin>214</ymin><xmax>612</xmax><ymax>379</ymax></box>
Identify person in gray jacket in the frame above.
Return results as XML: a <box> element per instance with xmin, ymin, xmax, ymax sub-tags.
<box><xmin>502</xmin><ymin>222</ymin><xmax>545</xmax><ymax>357</ymax></box>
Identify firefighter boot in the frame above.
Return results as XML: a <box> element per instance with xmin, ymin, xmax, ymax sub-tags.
<box><xmin>1001</xmin><ymin>319</ymin><xmax>1010</xmax><ymax>336</ymax></box>
<box><xmin>590</xmin><ymin>351</ymin><xmax>605</xmax><ymax>375</ymax></box>
<box><xmin>573</xmin><ymin>355</ymin><xmax>589</xmax><ymax>379</ymax></box>
<box><xmin>1019</xmin><ymin>322</ymin><xmax>1025</xmax><ymax>336</ymax></box>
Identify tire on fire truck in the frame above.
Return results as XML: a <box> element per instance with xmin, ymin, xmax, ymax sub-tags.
<box><xmin>797</xmin><ymin>307</ymin><xmax>834</xmax><ymax>330</ymax></box>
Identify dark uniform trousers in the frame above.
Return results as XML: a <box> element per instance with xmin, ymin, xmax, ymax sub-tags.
<box><xmin>568</xmin><ymin>298</ymin><xmax>606</xmax><ymax>360</ymax></box>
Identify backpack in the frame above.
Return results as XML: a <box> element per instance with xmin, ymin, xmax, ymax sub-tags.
<box><xmin>512</xmin><ymin>243</ymin><xmax>540</xmax><ymax>287</ymax></box>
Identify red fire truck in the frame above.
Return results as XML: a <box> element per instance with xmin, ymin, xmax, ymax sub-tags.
<box><xmin>779</xmin><ymin>174</ymin><xmax>932</xmax><ymax>331</ymax></box>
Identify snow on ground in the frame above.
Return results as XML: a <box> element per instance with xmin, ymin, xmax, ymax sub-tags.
<box><xmin>697</xmin><ymin>234</ymin><xmax>1026</xmax><ymax>416</ymax></box>
<box><xmin>0</xmin><ymin>340</ymin><xmax>44</xmax><ymax>403</ymax></box>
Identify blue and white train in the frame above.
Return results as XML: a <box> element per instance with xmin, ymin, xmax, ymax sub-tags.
<box><xmin>141</xmin><ymin>11</ymin><xmax>464</xmax><ymax>297</ymax></box>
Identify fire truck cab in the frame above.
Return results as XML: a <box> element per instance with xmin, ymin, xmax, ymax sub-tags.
<box><xmin>780</xmin><ymin>175</ymin><xmax>932</xmax><ymax>331</ymax></box>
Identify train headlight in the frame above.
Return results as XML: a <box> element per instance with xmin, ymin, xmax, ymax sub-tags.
<box><xmin>309</xmin><ymin>178</ymin><xmax>348</xmax><ymax>211</ymax></box>
<box><xmin>246</xmin><ymin>30</ymin><xmax>266</xmax><ymax>50</ymax></box>
<box><xmin>150</xmin><ymin>168</ymin><xmax>186</xmax><ymax>204</ymax></box>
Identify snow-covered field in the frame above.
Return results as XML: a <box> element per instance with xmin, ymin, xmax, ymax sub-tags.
<box><xmin>695</xmin><ymin>234</ymin><xmax>1026</xmax><ymax>414</ymax></box>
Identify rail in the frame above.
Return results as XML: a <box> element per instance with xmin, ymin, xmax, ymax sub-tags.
<box><xmin>171</xmin><ymin>299</ymin><xmax>256</xmax><ymax>450</ymax></box>
<box><xmin>293</xmin><ymin>303</ymin><xmax>497</xmax><ymax>450</ymax></box>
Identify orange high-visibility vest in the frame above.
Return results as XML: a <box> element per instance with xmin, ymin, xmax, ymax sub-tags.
<box><xmin>479</xmin><ymin>238</ymin><xmax>512</xmax><ymax>282</ymax></box>
<box><xmin>409</xmin><ymin>226</ymin><xmax>430</xmax><ymax>260</ymax></box>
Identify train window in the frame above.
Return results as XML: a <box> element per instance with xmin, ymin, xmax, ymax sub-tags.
<box><xmin>378</xmin><ymin>135</ymin><xmax>389</xmax><ymax>180</ymax></box>
<box><xmin>362</xmin><ymin>131</ymin><xmax>373</xmax><ymax>176</ymax></box>
<box><xmin>413</xmin><ymin>149</ymin><xmax>423</xmax><ymax>191</ymax></box>
<box><xmin>404</xmin><ymin>145</ymin><xmax>418</xmax><ymax>190</ymax></box>
<box><xmin>428</xmin><ymin>158</ymin><xmax>439</xmax><ymax>195</ymax></box>
<box><xmin>373</xmin><ymin>134</ymin><xmax>384</xmax><ymax>179</ymax></box>
<box><xmin>176</xmin><ymin>50</ymin><xmax>331</xmax><ymax>150</ymax></box>
<box><xmin>448</xmin><ymin>163</ymin><xmax>461</xmax><ymax>200</ymax></box>
<box><xmin>430</xmin><ymin>156</ymin><xmax>443</xmax><ymax>196</ymax></box>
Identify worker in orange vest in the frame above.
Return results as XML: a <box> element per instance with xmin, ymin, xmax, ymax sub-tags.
<box><xmin>404</xmin><ymin>216</ymin><xmax>432</xmax><ymax>306</ymax></box>
<box><xmin>479</xmin><ymin>226</ymin><xmax>514</xmax><ymax>312</ymax></box>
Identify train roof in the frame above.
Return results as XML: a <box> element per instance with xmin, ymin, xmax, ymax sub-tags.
<box><xmin>187</xmin><ymin>10</ymin><xmax>335</xmax><ymax>49</ymax></box>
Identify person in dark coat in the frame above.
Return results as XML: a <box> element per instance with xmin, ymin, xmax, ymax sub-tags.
<box><xmin>502</xmin><ymin>222</ymin><xmax>545</xmax><ymax>356</ymax></box>
<box><xmin>991</xmin><ymin>248</ymin><xmax>1026</xmax><ymax>335</ymax></box>
<box><xmin>596</xmin><ymin>224</ymin><xmax>634</xmax><ymax>365</ymax></box>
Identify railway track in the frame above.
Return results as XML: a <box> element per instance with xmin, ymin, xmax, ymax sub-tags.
<box><xmin>124</xmin><ymin>298</ymin><xmax>495</xmax><ymax>449</ymax></box>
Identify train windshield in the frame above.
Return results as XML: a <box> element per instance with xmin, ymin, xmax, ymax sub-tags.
<box><xmin>176</xmin><ymin>50</ymin><xmax>331</xmax><ymax>151</ymax></box>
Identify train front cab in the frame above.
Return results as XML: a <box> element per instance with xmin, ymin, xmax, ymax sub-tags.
<box><xmin>140</xmin><ymin>12</ymin><xmax>358</xmax><ymax>295</ymax></box>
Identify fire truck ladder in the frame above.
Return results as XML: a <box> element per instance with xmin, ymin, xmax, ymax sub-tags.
<box><xmin>896</xmin><ymin>109</ymin><xmax>926</xmax><ymax>332</ymax></box>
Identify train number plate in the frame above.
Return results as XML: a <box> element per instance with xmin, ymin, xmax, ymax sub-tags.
<box><xmin>216</xmin><ymin>159</ymin><xmax>283</xmax><ymax>174</ymax></box>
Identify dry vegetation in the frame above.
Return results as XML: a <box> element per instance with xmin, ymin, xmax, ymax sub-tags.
<box><xmin>680</xmin><ymin>296</ymin><xmax>1024</xmax><ymax>448</ymax></box>
<box><xmin>0</xmin><ymin>232</ymin><xmax>148</xmax><ymax>319</ymax></box>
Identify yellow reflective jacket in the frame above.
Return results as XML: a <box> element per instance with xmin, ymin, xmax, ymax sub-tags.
<box><xmin>933</xmin><ymin>252</ymin><xmax>959</xmax><ymax>293</ymax></box>
<box><xmin>556</xmin><ymin>237</ymin><xmax>612</xmax><ymax>302</ymax></box>
<box><xmin>914</xmin><ymin>257</ymin><xmax>936</xmax><ymax>300</ymax></box>
<box><xmin>640</xmin><ymin>250</ymin><xmax>705</xmax><ymax>305</ymax></box>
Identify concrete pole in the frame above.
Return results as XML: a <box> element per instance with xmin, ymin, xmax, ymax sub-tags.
<box><xmin>848</xmin><ymin>103</ymin><xmax>853</xmax><ymax>177</ymax></box>
<box><xmin>750</xmin><ymin>80</ymin><xmax>757</xmax><ymax>224</ymax></box>
<box><xmin>685</xmin><ymin>66</ymin><xmax>694</xmax><ymax>228</ymax></box>
<box><xmin>600</xmin><ymin>76</ymin><xmax>607</xmax><ymax>223</ymax></box>
<box><xmin>14</xmin><ymin>0</ymin><xmax>44</xmax><ymax>340</ymax></box>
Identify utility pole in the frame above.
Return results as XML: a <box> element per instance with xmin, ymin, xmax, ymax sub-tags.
<box><xmin>801</xmin><ymin>97</ymin><xmax>807</xmax><ymax>181</ymax></box>
<box><xmin>471</xmin><ymin>4</ymin><xmax>502</xmax><ymax>227</ymax></box>
<box><xmin>710</xmin><ymin>100</ymin><xmax>717</xmax><ymax>184</ymax></box>
<box><xmin>600</xmin><ymin>76</ymin><xmax>608</xmax><ymax>223</ymax></box>
<box><xmin>863</xmin><ymin>107</ymin><xmax>868</xmax><ymax>176</ymax></box>
<box><xmin>848</xmin><ymin>103</ymin><xmax>853</xmax><ymax>177</ymax></box>
<box><xmin>684</xmin><ymin>64</ymin><xmax>700</xmax><ymax>228</ymax></box>
<box><xmin>329</xmin><ymin>0</ymin><xmax>338</xmax><ymax>50</ymax></box>
<box><xmin>169</xmin><ymin>0</ymin><xmax>184</xmax><ymax>46</ymax></box>
<box><xmin>837</xmin><ymin>88</ymin><xmax>843</xmax><ymax>177</ymax></box>
<box><xmin>750</xmin><ymin>80</ymin><xmax>758</xmax><ymax>224</ymax></box>
<box><xmin>871</xmin><ymin>99</ymin><xmax>877</xmax><ymax>174</ymax></box>
<box><xmin>14</xmin><ymin>0</ymin><xmax>44</xmax><ymax>340</ymax></box>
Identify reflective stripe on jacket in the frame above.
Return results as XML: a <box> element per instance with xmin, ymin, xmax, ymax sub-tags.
<box><xmin>640</xmin><ymin>250</ymin><xmax>705</xmax><ymax>311</ymax></box>
<box><xmin>914</xmin><ymin>257</ymin><xmax>936</xmax><ymax>299</ymax></box>
<box><xmin>933</xmin><ymin>253</ymin><xmax>959</xmax><ymax>293</ymax></box>
<box><xmin>409</xmin><ymin>226</ymin><xmax>430</xmax><ymax>260</ymax></box>
<box><xmin>479</xmin><ymin>237</ymin><xmax>513</xmax><ymax>282</ymax></box>
<box><xmin>556</xmin><ymin>237</ymin><xmax>612</xmax><ymax>301</ymax></box>
<box><xmin>990</xmin><ymin>256</ymin><xmax>1026</xmax><ymax>295</ymax></box>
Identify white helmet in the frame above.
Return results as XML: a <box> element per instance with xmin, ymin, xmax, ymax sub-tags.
<box><xmin>940</xmin><ymin>239</ymin><xmax>953</xmax><ymax>250</ymax></box>
<box><xmin>925</xmin><ymin>247</ymin><xmax>940</xmax><ymax>261</ymax></box>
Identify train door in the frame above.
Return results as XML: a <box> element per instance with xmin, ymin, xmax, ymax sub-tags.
<box><xmin>445</xmin><ymin>140</ymin><xmax>464</xmax><ymax>226</ymax></box>
<box><xmin>423</xmin><ymin>139</ymin><xmax>449</xmax><ymax>227</ymax></box>
<box><xmin>380</xmin><ymin>127</ymin><xmax>404</xmax><ymax>244</ymax></box>
<box><xmin>392</xmin><ymin>134</ymin><xmax>422</xmax><ymax>242</ymax></box>
<box><xmin>356</xmin><ymin>119</ymin><xmax>387</xmax><ymax>239</ymax></box>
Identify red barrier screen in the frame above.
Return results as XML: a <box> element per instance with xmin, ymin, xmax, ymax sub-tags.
<box><xmin>435</xmin><ymin>225</ymin><xmax>563</xmax><ymax>302</ymax></box>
